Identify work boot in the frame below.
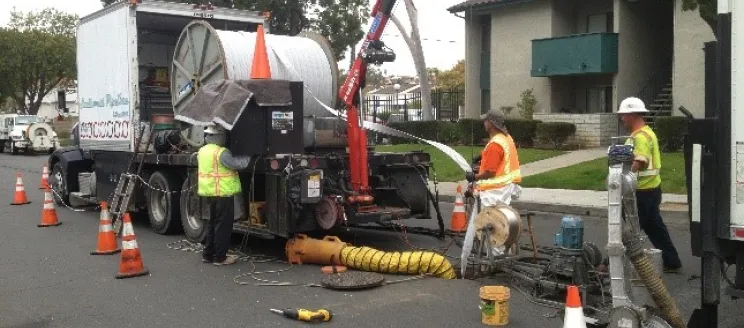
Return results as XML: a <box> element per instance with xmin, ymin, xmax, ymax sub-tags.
<box><xmin>213</xmin><ymin>255</ymin><xmax>238</xmax><ymax>266</ymax></box>
<box><xmin>201</xmin><ymin>257</ymin><xmax>212</xmax><ymax>263</ymax></box>
<box><xmin>663</xmin><ymin>265</ymin><xmax>681</xmax><ymax>274</ymax></box>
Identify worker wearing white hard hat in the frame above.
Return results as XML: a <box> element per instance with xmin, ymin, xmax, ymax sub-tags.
<box><xmin>616</xmin><ymin>97</ymin><xmax>682</xmax><ymax>273</ymax></box>
<box><xmin>197</xmin><ymin>124</ymin><xmax>251</xmax><ymax>266</ymax></box>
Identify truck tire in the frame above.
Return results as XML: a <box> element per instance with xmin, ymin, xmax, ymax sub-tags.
<box><xmin>51</xmin><ymin>162</ymin><xmax>70</xmax><ymax>205</ymax></box>
<box><xmin>180</xmin><ymin>178</ymin><xmax>208</xmax><ymax>243</ymax></box>
<box><xmin>146</xmin><ymin>171</ymin><xmax>182</xmax><ymax>235</ymax></box>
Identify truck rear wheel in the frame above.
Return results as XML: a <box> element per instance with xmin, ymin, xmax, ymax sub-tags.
<box><xmin>146</xmin><ymin>171</ymin><xmax>182</xmax><ymax>235</ymax></box>
<box><xmin>180</xmin><ymin>177</ymin><xmax>208</xmax><ymax>243</ymax></box>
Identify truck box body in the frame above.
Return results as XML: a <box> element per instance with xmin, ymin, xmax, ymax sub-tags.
<box><xmin>76</xmin><ymin>1</ymin><xmax>266</xmax><ymax>151</ymax></box>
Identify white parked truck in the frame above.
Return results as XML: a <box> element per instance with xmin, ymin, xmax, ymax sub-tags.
<box><xmin>0</xmin><ymin>114</ymin><xmax>60</xmax><ymax>154</ymax></box>
<box><xmin>50</xmin><ymin>1</ymin><xmax>437</xmax><ymax>243</ymax></box>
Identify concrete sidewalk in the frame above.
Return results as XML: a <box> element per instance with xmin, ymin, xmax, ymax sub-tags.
<box><xmin>429</xmin><ymin>147</ymin><xmax>688</xmax><ymax>217</ymax></box>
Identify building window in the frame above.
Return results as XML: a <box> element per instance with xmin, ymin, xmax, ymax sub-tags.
<box><xmin>481</xmin><ymin>90</ymin><xmax>491</xmax><ymax>114</ymax></box>
<box><xmin>587</xmin><ymin>86</ymin><xmax>613</xmax><ymax>113</ymax></box>
<box><xmin>587</xmin><ymin>13</ymin><xmax>613</xmax><ymax>33</ymax></box>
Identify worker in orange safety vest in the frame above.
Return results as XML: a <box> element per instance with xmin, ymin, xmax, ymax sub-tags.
<box><xmin>465</xmin><ymin>108</ymin><xmax>523</xmax><ymax>206</ymax></box>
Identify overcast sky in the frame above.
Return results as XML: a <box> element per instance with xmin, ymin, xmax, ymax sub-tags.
<box><xmin>0</xmin><ymin>0</ymin><xmax>465</xmax><ymax>76</ymax></box>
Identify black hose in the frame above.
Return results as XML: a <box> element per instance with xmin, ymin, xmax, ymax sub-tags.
<box><xmin>426</xmin><ymin>188</ymin><xmax>445</xmax><ymax>240</ymax></box>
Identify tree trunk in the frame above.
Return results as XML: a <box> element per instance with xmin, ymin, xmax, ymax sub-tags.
<box><xmin>391</xmin><ymin>4</ymin><xmax>433</xmax><ymax>121</ymax></box>
<box><xmin>404</xmin><ymin>0</ymin><xmax>432</xmax><ymax>121</ymax></box>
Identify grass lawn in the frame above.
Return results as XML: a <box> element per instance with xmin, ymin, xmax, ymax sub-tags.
<box><xmin>374</xmin><ymin>144</ymin><xmax>566</xmax><ymax>182</ymax></box>
<box><xmin>519</xmin><ymin>152</ymin><xmax>687</xmax><ymax>194</ymax></box>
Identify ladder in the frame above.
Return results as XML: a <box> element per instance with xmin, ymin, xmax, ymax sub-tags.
<box><xmin>110</xmin><ymin>124</ymin><xmax>155</xmax><ymax>235</ymax></box>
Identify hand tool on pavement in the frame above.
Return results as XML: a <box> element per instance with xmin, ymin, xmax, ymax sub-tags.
<box><xmin>269</xmin><ymin>308</ymin><xmax>332</xmax><ymax>322</ymax></box>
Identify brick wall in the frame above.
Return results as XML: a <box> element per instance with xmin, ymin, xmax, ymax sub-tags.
<box><xmin>533</xmin><ymin>113</ymin><xmax>618</xmax><ymax>147</ymax></box>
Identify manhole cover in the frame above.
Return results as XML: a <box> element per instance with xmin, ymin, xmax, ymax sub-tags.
<box><xmin>320</xmin><ymin>271</ymin><xmax>385</xmax><ymax>290</ymax></box>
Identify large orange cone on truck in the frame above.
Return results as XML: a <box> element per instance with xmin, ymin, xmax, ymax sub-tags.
<box><xmin>250</xmin><ymin>24</ymin><xmax>271</xmax><ymax>79</ymax></box>
<box><xmin>40</xmin><ymin>165</ymin><xmax>50</xmax><ymax>190</ymax></box>
<box><xmin>38</xmin><ymin>186</ymin><xmax>62</xmax><ymax>227</ymax></box>
<box><xmin>450</xmin><ymin>185</ymin><xmax>467</xmax><ymax>232</ymax></box>
<box><xmin>115</xmin><ymin>213</ymin><xmax>149</xmax><ymax>279</ymax></box>
<box><xmin>91</xmin><ymin>201</ymin><xmax>121</xmax><ymax>255</ymax></box>
<box><xmin>10</xmin><ymin>172</ymin><xmax>31</xmax><ymax>205</ymax></box>
<box><xmin>562</xmin><ymin>285</ymin><xmax>587</xmax><ymax>328</ymax></box>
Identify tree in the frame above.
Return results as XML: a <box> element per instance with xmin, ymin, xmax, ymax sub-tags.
<box><xmin>390</xmin><ymin>0</ymin><xmax>432</xmax><ymax>121</ymax></box>
<box><xmin>101</xmin><ymin>0</ymin><xmax>368</xmax><ymax>62</ymax></box>
<box><xmin>435</xmin><ymin>60</ymin><xmax>465</xmax><ymax>90</ymax></box>
<box><xmin>682</xmin><ymin>0</ymin><xmax>718</xmax><ymax>38</ymax></box>
<box><xmin>0</xmin><ymin>9</ymin><xmax>78</xmax><ymax>115</ymax></box>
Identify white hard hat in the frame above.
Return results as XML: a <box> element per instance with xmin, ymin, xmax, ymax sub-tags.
<box><xmin>617</xmin><ymin>97</ymin><xmax>649</xmax><ymax>114</ymax></box>
<box><xmin>204</xmin><ymin>125</ymin><xmax>224</xmax><ymax>135</ymax></box>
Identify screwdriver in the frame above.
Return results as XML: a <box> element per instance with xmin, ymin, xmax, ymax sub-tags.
<box><xmin>270</xmin><ymin>308</ymin><xmax>333</xmax><ymax>322</ymax></box>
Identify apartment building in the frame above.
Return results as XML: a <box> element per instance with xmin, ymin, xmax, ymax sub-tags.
<box><xmin>448</xmin><ymin>0</ymin><xmax>715</xmax><ymax>146</ymax></box>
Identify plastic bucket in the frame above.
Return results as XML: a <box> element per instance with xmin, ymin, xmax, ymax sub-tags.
<box><xmin>479</xmin><ymin>286</ymin><xmax>510</xmax><ymax>326</ymax></box>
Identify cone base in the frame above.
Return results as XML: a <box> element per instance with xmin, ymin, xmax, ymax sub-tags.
<box><xmin>115</xmin><ymin>268</ymin><xmax>149</xmax><ymax>279</ymax></box>
<box><xmin>38</xmin><ymin>221</ymin><xmax>62</xmax><ymax>227</ymax></box>
<box><xmin>11</xmin><ymin>201</ymin><xmax>31</xmax><ymax>205</ymax></box>
<box><xmin>91</xmin><ymin>248</ymin><xmax>121</xmax><ymax>255</ymax></box>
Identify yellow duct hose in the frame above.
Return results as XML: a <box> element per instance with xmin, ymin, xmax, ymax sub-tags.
<box><xmin>339</xmin><ymin>246</ymin><xmax>456</xmax><ymax>279</ymax></box>
<box><xmin>285</xmin><ymin>234</ymin><xmax>456</xmax><ymax>279</ymax></box>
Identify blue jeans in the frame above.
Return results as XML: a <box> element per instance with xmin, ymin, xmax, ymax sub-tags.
<box><xmin>636</xmin><ymin>187</ymin><xmax>682</xmax><ymax>268</ymax></box>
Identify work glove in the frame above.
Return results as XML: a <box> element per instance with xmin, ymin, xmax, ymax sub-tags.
<box><xmin>465</xmin><ymin>171</ymin><xmax>476</xmax><ymax>183</ymax></box>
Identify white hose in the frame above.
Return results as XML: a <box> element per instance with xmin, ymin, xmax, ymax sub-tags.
<box><xmin>200</xmin><ymin>26</ymin><xmax>471</xmax><ymax>173</ymax></box>
<box><xmin>215</xmin><ymin>29</ymin><xmax>335</xmax><ymax>118</ymax></box>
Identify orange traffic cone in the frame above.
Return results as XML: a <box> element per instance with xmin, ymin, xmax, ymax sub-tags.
<box><xmin>250</xmin><ymin>24</ymin><xmax>271</xmax><ymax>79</ymax></box>
<box><xmin>40</xmin><ymin>165</ymin><xmax>50</xmax><ymax>190</ymax></box>
<box><xmin>450</xmin><ymin>185</ymin><xmax>467</xmax><ymax>232</ymax></box>
<box><xmin>11</xmin><ymin>172</ymin><xmax>31</xmax><ymax>205</ymax></box>
<box><xmin>91</xmin><ymin>201</ymin><xmax>121</xmax><ymax>255</ymax></box>
<box><xmin>115</xmin><ymin>213</ymin><xmax>149</xmax><ymax>279</ymax></box>
<box><xmin>562</xmin><ymin>285</ymin><xmax>587</xmax><ymax>328</ymax></box>
<box><xmin>38</xmin><ymin>186</ymin><xmax>62</xmax><ymax>227</ymax></box>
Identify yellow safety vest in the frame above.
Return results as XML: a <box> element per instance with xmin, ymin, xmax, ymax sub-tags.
<box><xmin>625</xmin><ymin>125</ymin><xmax>661</xmax><ymax>190</ymax></box>
<box><xmin>476</xmin><ymin>133</ymin><xmax>522</xmax><ymax>191</ymax></box>
<box><xmin>197</xmin><ymin>144</ymin><xmax>241</xmax><ymax>197</ymax></box>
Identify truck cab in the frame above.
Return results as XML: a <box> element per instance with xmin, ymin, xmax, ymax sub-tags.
<box><xmin>0</xmin><ymin>114</ymin><xmax>60</xmax><ymax>154</ymax></box>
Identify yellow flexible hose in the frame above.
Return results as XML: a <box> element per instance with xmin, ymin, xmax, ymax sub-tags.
<box><xmin>339</xmin><ymin>246</ymin><xmax>456</xmax><ymax>279</ymax></box>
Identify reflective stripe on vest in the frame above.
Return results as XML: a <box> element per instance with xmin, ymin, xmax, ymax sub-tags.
<box><xmin>197</xmin><ymin>144</ymin><xmax>241</xmax><ymax>197</ymax></box>
<box><xmin>631</xmin><ymin>129</ymin><xmax>660</xmax><ymax>177</ymax></box>
<box><xmin>476</xmin><ymin>134</ymin><xmax>521</xmax><ymax>190</ymax></box>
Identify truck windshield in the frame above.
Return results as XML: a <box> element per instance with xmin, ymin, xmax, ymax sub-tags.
<box><xmin>15</xmin><ymin>116</ymin><xmax>40</xmax><ymax>125</ymax></box>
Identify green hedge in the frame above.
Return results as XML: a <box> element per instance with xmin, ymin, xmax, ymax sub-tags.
<box><xmin>386</xmin><ymin>121</ymin><xmax>460</xmax><ymax>144</ymax></box>
<box><xmin>386</xmin><ymin>118</ymin><xmax>547</xmax><ymax>146</ymax></box>
<box><xmin>654</xmin><ymin>116</ymin><xmax>687</xmax><ymax>152</ymax></box>
<box><xmin>535</xmin><ymin>122</ymin><xmax>577</xmax><ymax>149</ymax></box>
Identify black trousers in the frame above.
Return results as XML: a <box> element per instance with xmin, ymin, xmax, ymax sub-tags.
<box><xmin>636</xmin><ymin>187</ymin><xmax>682</xmax><ymax>268</ymax></box>
<box><xmin>202</xmin><ymin>196</ymin><xmax>234</xmax><ymax>262</ymax></box>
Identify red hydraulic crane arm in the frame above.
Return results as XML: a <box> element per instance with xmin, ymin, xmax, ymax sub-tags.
<box><xmin>338</xmin><ymin>0</ymin><xmax>398</xmax><ymax>205</ymax></box>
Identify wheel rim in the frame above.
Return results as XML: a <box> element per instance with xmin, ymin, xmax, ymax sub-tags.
<box><xmin>149</xmin><ymin>180</ymin><xmax>168</xmax><ymax>224</ymax></box>
<box><xmin>52</xmin><ymin>167</ymin><xmax>65</xmax><ymax>200</ymax></box>
<box><xmin>184</xmin><ymin>188</ymin><xmax>204</xmax><ymax>231</ymax></box>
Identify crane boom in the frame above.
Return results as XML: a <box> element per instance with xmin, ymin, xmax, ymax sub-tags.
<box><xmin>338</xmin><ymin>0</ymin><xmax>398</xmax><ymax>205</ymax></box>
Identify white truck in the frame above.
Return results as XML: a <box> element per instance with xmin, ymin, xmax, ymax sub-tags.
<box><xmin>49</xmin><ymin>1</ymin><xmax>435</xmax><ymax>243</ymax></box>
<box><xmin>0</xmin><ymin>114</ymin><xmax>60</xmax><ymax>154</ymax></box>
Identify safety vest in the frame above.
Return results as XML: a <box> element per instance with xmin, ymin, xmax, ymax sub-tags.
<box><xmin>625</xmin><ymin>125</ymin><xmax>662</xmax><ymax>190</ymax></box>
<box><xmin>476</xmin><ymin>133</ymin><xmax>522</xmax><ymax>191</ymax></box>
<box><xmin>197</xmin><ymin>144</ymin><xmax>241</xmax><ymax>197</ymax></box>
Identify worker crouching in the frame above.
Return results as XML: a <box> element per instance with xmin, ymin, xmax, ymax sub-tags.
<box><xmin>198</xmin><ymin>125</ymin><xmax>250</xmax><ymax>266</ymax></box>
<box><xmin>465</xmin><ymin>108</ymin><xmax>522</xmax><ymax>207</ymax></box>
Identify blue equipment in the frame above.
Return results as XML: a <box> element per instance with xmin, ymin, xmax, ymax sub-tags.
<box><xmin>553</xmin><ymin>216</ymin><xmax>584</xmax><ymax>250</ymax></box>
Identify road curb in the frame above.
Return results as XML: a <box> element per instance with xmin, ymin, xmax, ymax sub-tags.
<box><xmin>437</xmin><ymin>194</ymin><xmax>687</xmax><ymax>218</ymax></box>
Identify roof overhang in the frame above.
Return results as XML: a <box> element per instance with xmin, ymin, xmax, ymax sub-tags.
<box><xmin>447</xmin><ymin>0</ymin><xmax>536</xmax><ymax>14</ymax></box>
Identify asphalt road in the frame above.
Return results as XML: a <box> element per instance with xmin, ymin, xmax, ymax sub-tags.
<box><xmin>0</xmin><ymin>153</ymin><xmax>741</xmax><ymax>328</ymax></box>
